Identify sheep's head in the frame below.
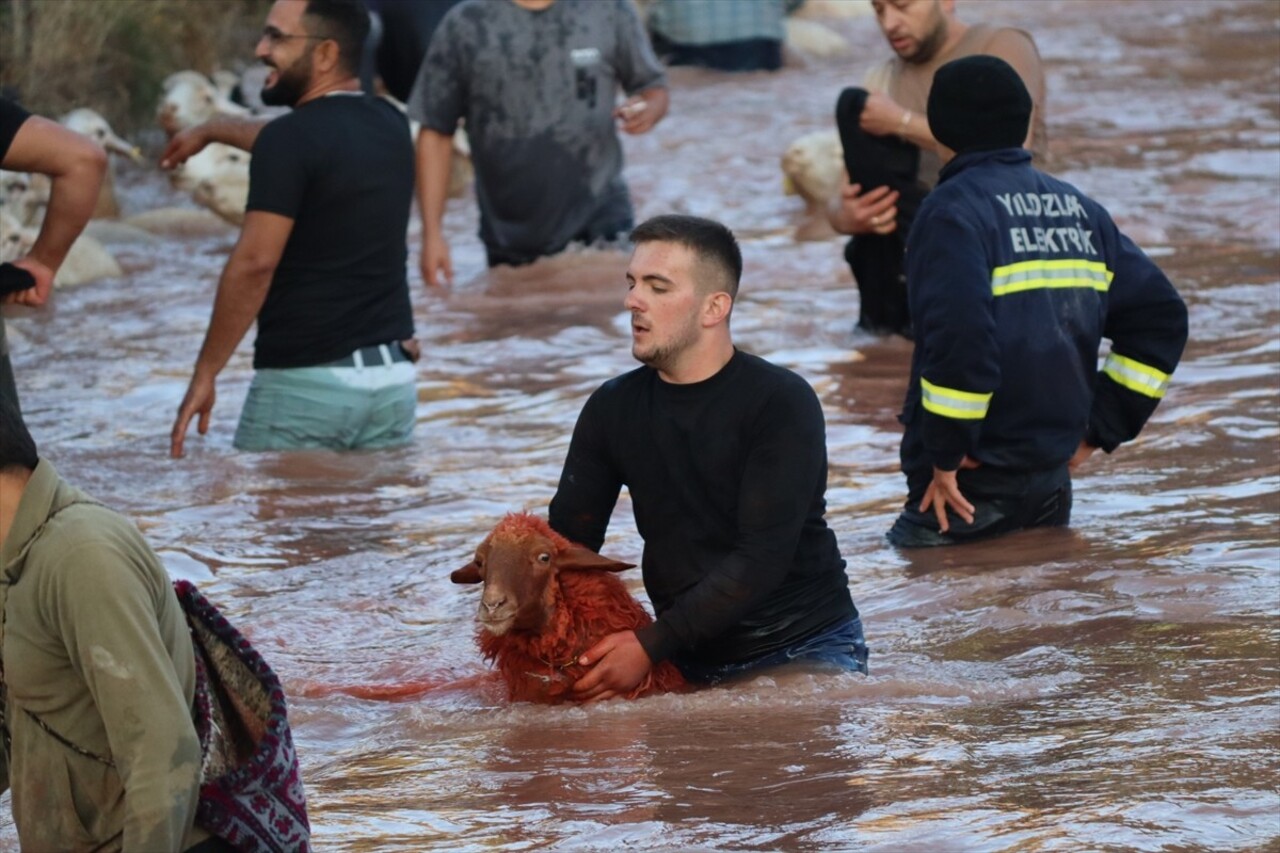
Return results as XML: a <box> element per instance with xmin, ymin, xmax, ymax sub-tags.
<box><xmin>60</xmin><ymin>108</ymin><xmax>141</xmax><ymax>162</ymax></box>
<box><xmin>452</xmin><ymin>513</ymin><xmax>634</xmax><ymax>637</ymax></box>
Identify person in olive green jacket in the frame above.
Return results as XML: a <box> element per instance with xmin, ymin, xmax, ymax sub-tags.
<box><xmin>0</xmin><ymin>396</ymin><xmax>216</xmax><ymax>852</ymax></box>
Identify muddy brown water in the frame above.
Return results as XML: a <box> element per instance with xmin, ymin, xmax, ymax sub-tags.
<box><xmin>2</xmin><ymin>1</ymin><xmax>1277</xmax><ymax>849</ymax></box>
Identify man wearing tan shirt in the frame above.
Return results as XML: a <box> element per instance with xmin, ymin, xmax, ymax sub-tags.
<box><xmin>828</xmin><ymin>0</ymin><xmax>1046</xmax><ymax>337</ymax></box>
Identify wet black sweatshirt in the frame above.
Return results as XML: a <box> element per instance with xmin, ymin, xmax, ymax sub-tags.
<box><xmin>549</xmin><ymin>349</ymin><xmax>857</xmax><ymax>666</ymax></box>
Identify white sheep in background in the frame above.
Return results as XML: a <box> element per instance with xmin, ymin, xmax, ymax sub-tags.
<box><xmin>0</xmin><ymin>210</ymin><xmax>32</xmax><ymax>262</ymax></box>
<box><xmin>784</xmin><ymin>18</ymin><xmax>853</xmax><ymax>61</ymax></box>
<box><xmin>792</xmin><ymin>0</ymin><xmax>873</xmax><ymax>20</ymax></box>
<box><xmin>1</xmin><ymin>209</ymin><xmax>121</xmax><ymax>288</ymax></box>
<box><xmin>0</xmin><ymin>169</ymin><xmax>50</xmax><ymax>227</ymax></box>
<box><xmin>157</xmin><ymin>70</ymin><xmax>252</xmax><ymax>136</ymax></box>
<box><xmin>59</xmin><ymin>108</ymin><xmax>142</xmax><ymax>219</ymax></box>
<box><xmin>168</xmin><ymin>142</ymin><xmax>251</xmax><ymax>226</ymax></box>
<box><xmin>781</xmin><ymin>129</ymin><xmax>843</xmax><ymax>241</ymax></box>
<box><xmin>192</xmin><ymin>172</ymin><xmax>249</xmax><ymax>228</ymax></box>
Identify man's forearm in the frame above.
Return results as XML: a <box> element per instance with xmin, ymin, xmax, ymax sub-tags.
<box><xmin>29</xmin><ymin>151</ymin><xmax>105</xmax><ymax>271</ymax></box>
<box><xmin>897</xmin><ymin>107</ymin><xmax>936</xmax><ymax>152</ymax></box>
<box><xmin>199</xmin><ymin>115</ymin><xmax>270</xmax><ymax>153</ymax></box>
<box><xmin>192</xmin><ymin>253</ymin><xmax>274</xmax><ymax>380</ymax></box>
<box><xmin>415</xmin><ymin>128</ymin><xmax>454</xmax><ymax>237</ymax></box>
<box><xmin>4</xmin><ymin>116</ymin><xmax>110</xmax><ymax>272</ymax></box>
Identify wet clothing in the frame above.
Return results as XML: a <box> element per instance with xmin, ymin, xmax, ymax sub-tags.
<box><xmin>237</xmin><ymin>92</ymin><xmax>416</xmax><ymax>450</ymax></box>
<box><xmin>888</xmin><ymin>464</ymin><xmax>1072</xmax><ymax>547</ymax></box>
<box><xmin>406</xmin><ymin>0</ymin><xmax>666</xmax><ymax>264</ymax></box>
<box><xmin>891</xmin><ymin>147</ymin><xmax>1188</xmax><ymax>545</ymax></box>
<box><xmin>0</xmin><ymin>460</ymin><xmax>208</xmax><ymax>851</ymax></box>
<box><xmin>647</xmin><ymin>0</ymin><xmax>799</xmax><ymax>72</ymax></box>
<box><xmin>247</xmin><ymin>93</ymin><xmax>415</xmax><ymax>371</ymax></box>
<box><xmin>233</xmin><ymin>347</ymin><xmax>416</xmax><ymax>451</ymax></box>
<box><xmin>549</xmin><ymin>349</ymin><xmax>859</xmax><ymax>667</ymax></box>
<box><xmin>673</xmin><ymin>615</ymin><xmax>868</xmax><ymax>684</ymax></box>
<box><xmin>841</xmin><ymin>24</ymin><xmax>1047</xmax><ymax>337</ymax></box>
<box><xmin>0</xmin><ymin>97</ymin><xmax>32</xmax><ymax>413</ymax></box>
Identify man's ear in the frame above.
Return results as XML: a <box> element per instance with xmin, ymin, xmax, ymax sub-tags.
<box><xmin>702</xmin><ymin>291</ymin><xmax>733</xmax><ymax>327</ymax></box>
<box><xmin>313</xmin><ymin>39</ymin><xmax>342</xmax><ymax>75</ymax></box>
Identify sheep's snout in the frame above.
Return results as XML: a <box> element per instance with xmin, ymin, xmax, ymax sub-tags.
<box><xmin>477</xmin><ymin>590</ymin><xmax>516</xmax><ymax>635</ymax></box>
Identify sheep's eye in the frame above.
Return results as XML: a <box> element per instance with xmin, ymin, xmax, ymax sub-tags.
<box><xmin>537</xmin><ymin>553</ymin><xmax>551</xmax><ymax>564</ymax></box>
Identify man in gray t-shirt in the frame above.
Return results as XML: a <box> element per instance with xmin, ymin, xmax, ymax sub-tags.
<box><xmin>406</xmin><ymin>0</ymin><xmax>668</xmax><ymax>284</ymax></box>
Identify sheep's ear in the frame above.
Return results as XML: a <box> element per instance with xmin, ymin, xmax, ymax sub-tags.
<box><xmin>557</xmin><ymin>543</ymin><xmax>636</xmax><ymax>573</ymax></box>
<box><xmin>451</xmin><ymin>561</ymin><xmax>483</xmax><ymax>584</ymax></box>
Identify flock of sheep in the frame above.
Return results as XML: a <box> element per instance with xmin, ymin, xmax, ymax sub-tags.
<box><xmin>0</xmin><ymin>0</ymin><xmax>865</xmax><ymax>293</ymax></box>
<box><xmin>0</xmin><ymin>67</ymin><xmax>474</xmax><ymax>288</ymax></box>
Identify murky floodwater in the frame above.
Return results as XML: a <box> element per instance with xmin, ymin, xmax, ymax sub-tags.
<box><xmin>3</xmin><ymin>1</ymin><xmax>1278</xmax><ymax>849</ymax></box>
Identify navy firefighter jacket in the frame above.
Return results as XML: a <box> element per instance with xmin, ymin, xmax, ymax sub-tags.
<box><xmin>899</xmin><ymin>148</ymin><xmax>1188</xmax><ymax>478</ymax></box>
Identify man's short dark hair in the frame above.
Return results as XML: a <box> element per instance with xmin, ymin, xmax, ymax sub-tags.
<box><xmin>304</xmin><ymin>0</ymin><xmax>370</xmax><ymax>76</ymax></box>
<box><xmin>630</xmin><ymin>214</ymin><xmax>742</xmax><ymax>299</ymax></box>
<box><xmin>0</xmin><ymin>395</ymin><xmax>38</xmax><ymax>473</ymax></box>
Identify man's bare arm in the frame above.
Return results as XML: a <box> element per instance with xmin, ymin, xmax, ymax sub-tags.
<box><xmin>415</xmin><ymin>127</ymin><xmax>455</xmax><ymax>288</ymax></box>
<box><xmin>160</xmin><ymin>116</ymin><xmax>271</xmax><ymax>170</ymax></box>
<box><xmin>3</xmin><ymin>115</ymin><xmax>106</xmax><ymax>274</ymax></box>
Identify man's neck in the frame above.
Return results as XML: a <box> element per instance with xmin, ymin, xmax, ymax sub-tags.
<box><xmin>295</xmin><ymin>76</ymin><xmax>361</xmax><ymax>107</ymax></box>
<box><xmin>929</xmin><ymin>19</ymin><xmax>969</xmax><ymax>65</ymax></box>
<box><xmin>657</xmin><ymin>337</ymin><xmax>736</xmax><ymax>385</ymax></box>
<box><xmin>0</xmin><ymin>468</ymin><xmax>32</xmax><ymax>554</ymax></box>
<box><xmin>905</xmin><ymin>18</ymin><xmax>969</xmax><ymax>67</ymax></box>
<box><xmin>511</xmin><ymin>0</ymin><xmax>555</xmax><ymax>9</ymax></box>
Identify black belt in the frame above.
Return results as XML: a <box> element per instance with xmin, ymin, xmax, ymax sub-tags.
<box><xmin>327</xmin><ymin>343</ymin><xmax>409</xmax><ymax>368</ymax></box>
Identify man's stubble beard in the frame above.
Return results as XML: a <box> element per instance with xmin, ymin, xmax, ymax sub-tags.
<box><xmin>261</xmin><ymin>51</ymin><xmax>313</xmax><ymax>107</ymax></box>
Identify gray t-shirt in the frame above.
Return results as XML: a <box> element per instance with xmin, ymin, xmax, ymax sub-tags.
<box><xmin>407</xmin><ymin>0</ymin><xmax>666</xmax><ymax>256</ymax></box>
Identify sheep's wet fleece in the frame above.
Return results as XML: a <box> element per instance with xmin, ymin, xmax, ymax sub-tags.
<box><xmin>451</xmin><ymin>513</ymin><xmax>687</xmax><ymax>704</ymax></box>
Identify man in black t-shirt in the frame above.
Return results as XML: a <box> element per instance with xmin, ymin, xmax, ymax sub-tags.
<box><xmin>548</xmin><ymin>215</ymin><xmax>867</xmax><ymax>700</ymax></box>
<box><xmin>0</xmin><ymin>98</ymin><xmax>107</xmax><ymax>415</ymax></box>
<box><xmin>166</xmin><ymin>0</ymin><xmax>417</xmax><ymax>457</ymax></box>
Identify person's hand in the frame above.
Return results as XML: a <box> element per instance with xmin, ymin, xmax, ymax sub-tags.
<box><xmin>420</xmin><ymin>231</ymin><xmax>453</xmax><ymax>289</ymax></box>
<box><xmin>614</xmin><ymin>96</ymin><xmax>660</xmax><ymax>135</ymax></box>
<box><xmin>159</xmin><ymin>126</ymin><xmax>208</xmax><ymax>171</ymax></box>
<box><xmin>170</xmin><ymin>373</ymin><xmax>216</xmax><ymax>458</ymax></box>
<box><xmin>399</xmin><ymin>338</ymin><xmax>422</xmax><ymax>363</ymax></box>
<box><xmin>571</xmin><ymin>631</ymin><xmax>652</xmax><ymax>703</ymax></box>
<box><xmin>919</xmin><ymin>457</ymin><xmax>980</xmax><ymax>533</ymax></box>
<box><xmin>859</xmin><ymin>91</ymin><xmax>912</xmax><ymax>138</ymax></box>
<box><xmin>1</xmin><ymin>258</ymin><xmax>54</xmax><ymax>307</ymax></box>
<box><xmin>830</xmin><ymin>177</ymin><xmax>900</xmax><ymax>236</ymax></box>
<box><xmin>1068</xmin><ymin>440</ymin><xmax>1096</xmax><ymax>471</ymax></box>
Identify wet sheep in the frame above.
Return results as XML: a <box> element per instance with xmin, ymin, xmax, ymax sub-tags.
<box><xmin>451</xmin><ymin>513</ymin><xmax>687</xmax><ymax>704</ymax></box>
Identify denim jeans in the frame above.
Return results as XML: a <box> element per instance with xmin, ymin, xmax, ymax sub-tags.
<box><xmin>672</xmin><ymin>616</ymin><xmax>869</xmax><ymax>685</ymax></box>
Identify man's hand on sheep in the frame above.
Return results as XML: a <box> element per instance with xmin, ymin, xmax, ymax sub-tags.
<box><xmin>572</xmin><ymin>630</ymin><xmax>653</xmax><ymax>703</ymax></box>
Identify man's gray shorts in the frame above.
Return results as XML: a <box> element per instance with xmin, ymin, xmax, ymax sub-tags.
<box><xmin>233</xmin><ymin>346</ymin><xmax>416</xmax><ymax>451</ymax></box>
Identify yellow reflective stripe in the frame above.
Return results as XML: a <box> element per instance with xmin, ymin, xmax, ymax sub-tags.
<box><xmin>1103</xmin><ymin>352</ymin><xmax>1170</xmax><ymax>399</ymax></box>
<box><xmin>991</xmin><ymin>259</ymin><xmax>1114</xmax><ymax>296</ymax></box>
<box><xmin>921</xmin><ymin>377</ymin><xmax>992</xmax><ymax>420</ymax></box>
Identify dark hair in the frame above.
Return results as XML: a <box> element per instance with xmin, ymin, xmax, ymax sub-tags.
<box><xmin>0</xmin><ymin>394</ymin><xmax>38</xmax><ymax>473</ymax></box>
<box><xmin>630</xmin><ymin>214</ymin><xmax>742</xmax><ymax>299</ymax></box>
<box><xmin>304</xmin><ymin>0</ymin><xmax>371</xmax><ymax>75</ymax></box>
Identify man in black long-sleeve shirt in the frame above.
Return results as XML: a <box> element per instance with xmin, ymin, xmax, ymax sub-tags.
<box><xmin>549</xmin><ymin>214</ymin><xmax>866</xmax><ymax>700</ymax></box>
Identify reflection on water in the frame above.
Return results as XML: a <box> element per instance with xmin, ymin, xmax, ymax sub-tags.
<box><xmin>2</xmin><ymin>1</ymin><xmax>1278</xmax><ymax>849</ymax></box>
